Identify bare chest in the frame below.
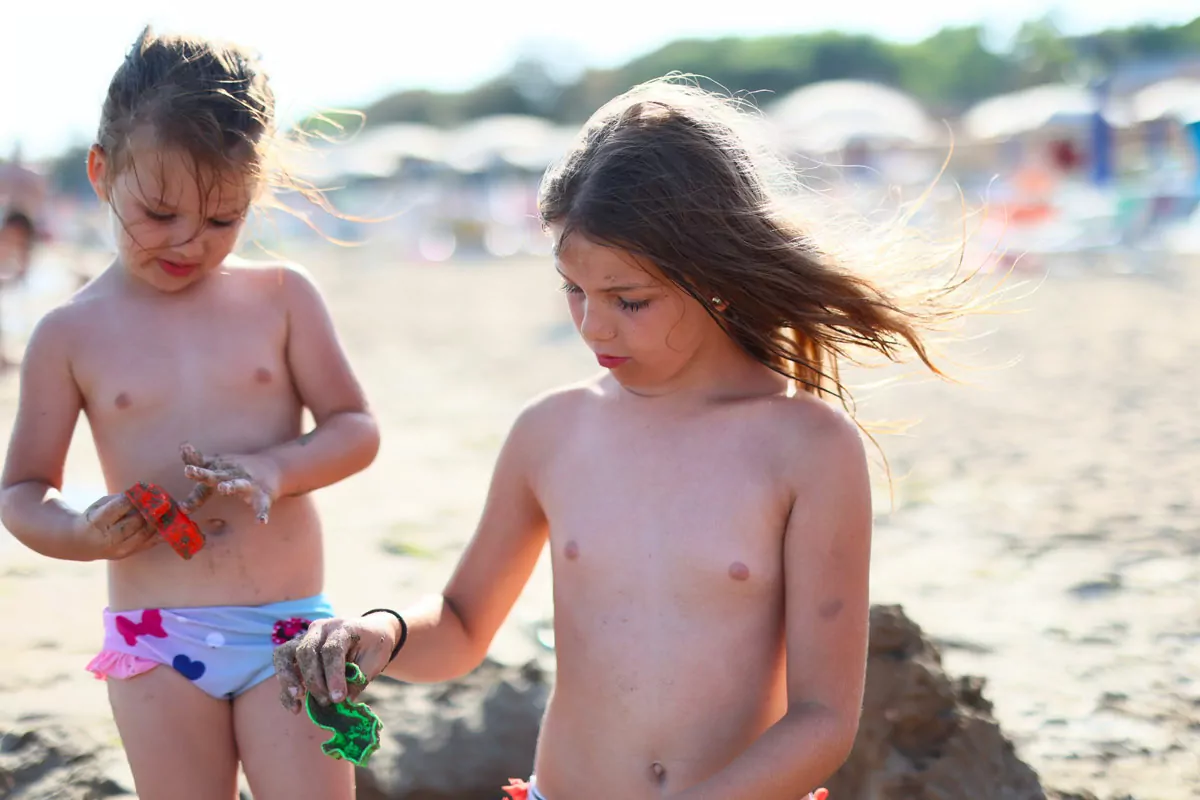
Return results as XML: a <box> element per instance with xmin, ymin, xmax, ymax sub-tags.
<box><xmin>538</xmin><ymin>437</ymin><xmax>790</xmax><ymax>604</ymax></box>
<box><xmin>72</xmin><ymin>300</ymin><xmax>290</xmax><ymax>422</ymax></box>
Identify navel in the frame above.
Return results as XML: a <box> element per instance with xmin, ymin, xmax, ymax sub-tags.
<box><xmin>204</xmin><ymin>519</ymin><xmax>228</xmax><ymax>536</ymax></box>
<box><xmin>728</xmin><ymin>561</ymin><xmax>750</xmax><ymax>581</ymax></box>
<box><xmin>564</xmin><ymin>540</ymin><xmax>580</xmax><ymax>561</ymax></box>
<box><xmin>114</xmin><ymin>392</ymin><xmax>131</xmax><ymax>410</ymax></box>
<box><xmin>650</xmin><ymin>761</ymin><xmax>666</xmax><ymax>784</ymax></box>
<box><xmin>254</xmin><ymin>367</ymin><xmax>273</xmax><ymax>384</ymax></box>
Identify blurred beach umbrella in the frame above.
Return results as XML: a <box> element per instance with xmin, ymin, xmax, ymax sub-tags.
<box><xmin>962</xmin><ymin>83</ymin><xmax>1130</xmax><ymax>141</ymax></box>
<box><xmin>290</xmin><ymin>123</ymin><xmax>446</xmax><ymax>182</ymax></box>
<box><xmin>1131</xmin><ymin>78</ymin><xmax>1200</xmax><ymax>125</ymax></box>
<box><xmin>443</xmin><ymin>115</ymin><xmax>577</xmax><ymax>174</ymax></box>
<box><xmin>766</xmin><ymin>80</ymin><xmax>942</xmax><ymax>154</ymax></box>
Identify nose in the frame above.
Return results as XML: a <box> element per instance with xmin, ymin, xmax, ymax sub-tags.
<box><xmin>578</xmin><ymin>299</ymin><xmax>614</xmax><ymax>344</ymax></box>
<box><xmin>169</xmin><ymin>221</ymin><xmax>208</xmax><ymax>259</ymax></box>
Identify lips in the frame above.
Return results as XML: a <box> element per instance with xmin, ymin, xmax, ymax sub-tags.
<box><xmin>596</xmin><ymin>354</ymin><xmax>630</xmax><ymax>369</ymax></box>
<box><xmin>158</xmin><ymin>258</ymin><xmax>197</xmax><ymax>278</ymax></box>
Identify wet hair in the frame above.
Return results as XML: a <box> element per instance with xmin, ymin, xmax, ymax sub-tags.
<box><xmin>97</xmin><ymin>26</ymin><xmax>277</xmax><ymax>207</ymax></box>
<box><xmin>540</xmin><ymin>77</ymin><xmax>997</xmax><ymax>415</ymax></box>
<box><xmin>88</xmin><ymin>26</ymin><xmax>379</xmax><ymax>250</ymax></box>
<box><xmin>96</xmin><ymin>26</ymin><xmax>363</xmax><ymax>244</ymax></box>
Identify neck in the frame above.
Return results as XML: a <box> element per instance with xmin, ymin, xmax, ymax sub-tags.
<box><xmin>616</xmin><ymin>338</ymin><xmax>787</xmax><ymax>407</ymax></box>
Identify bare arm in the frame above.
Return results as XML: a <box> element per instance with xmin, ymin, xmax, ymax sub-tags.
<box><xmin>265</xmin><ymin>266</ymin><xmax>379</xmax><ymax>496</ymax></box>
<box><xmin>275</xmin><ymin>394</ymin><xmax>554</xmax><ymax>707</ymax></box>
<box><xmin>0</xmin><ymin>309</ymin><xmax>87</xmax><ymax>559</ymax></box>
<box><xmin>671</xmin><ymin>410</ymin><xmax>872</xmax><ymax>800</ymax></box>
<box><xmin>384</xmin><ymin>399</ymin><xmax>551</xmax><ymax>682</ymax></box>
<box><xmin>182</xmin><ymin>266</ymin><xmax>380</xmax><ymax>515</ymax></box>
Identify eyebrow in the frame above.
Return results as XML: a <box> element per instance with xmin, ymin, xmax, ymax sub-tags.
<box><xmin>554</xmin><ymin>267</ymin><xmax>655</xmax><ymax>293</ymax></box>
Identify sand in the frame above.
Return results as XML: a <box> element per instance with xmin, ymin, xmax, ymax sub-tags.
<box><xmin>0</xmin><ymin>241</ymin><xmax>1195</xmax><ymax>798</ymax></box>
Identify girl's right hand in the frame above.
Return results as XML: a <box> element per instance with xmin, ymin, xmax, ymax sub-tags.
<box><xmin>71</xmin><ymin>494</ymin><xmax>160</xmax><ymax>561</ymax></box>
<box><xmin>272</xmin><ymin>614</ymin><xmax>399</xmax><ymax>713</ymax></box>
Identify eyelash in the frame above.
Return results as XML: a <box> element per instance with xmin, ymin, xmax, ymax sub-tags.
<box><xmin>144</xmin><ymin>210</ymin><xmax>237</xmax><ymax>228</ymax></box>
<box><xmin>559</xmin><ymin>281</ymin><xmax>650</xmax><ymax>313</ymax></box>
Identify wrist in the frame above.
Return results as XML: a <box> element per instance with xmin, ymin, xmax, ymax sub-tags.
<box><xmin>261</xmin><ymin>452</ymin><xmax>287</xmax><ymax>500</ymax></box>
<box><xmin>245</xmin><ymin>448</ymin><xmax>288</xmax><ymax>500</ymax></box>
<box><xmin>65</xmin><ymin>513</ymin><xmax>100</xmax><ymax>562</ymax></box>
<box><xmin>363</xmin><ymin>608</ymin><xmax>408</xmax><ymax>663</ymax></box>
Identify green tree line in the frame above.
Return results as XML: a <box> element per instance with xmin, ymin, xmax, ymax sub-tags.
<box><xmin>39</xmin><ymin>15</ymin><xmax>1200</xmax><ymax>196</ymax></box>
<box><xmin>348</xmin><ymin>15</ymin><xmax>1200</xmax><ymax>130</ymax></box>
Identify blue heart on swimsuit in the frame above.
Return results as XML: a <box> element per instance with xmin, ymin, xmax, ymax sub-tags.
<box><xmin>172</xmin><ymin>655</ymin><xmax>207</xmax><ymax>681</ymax></box>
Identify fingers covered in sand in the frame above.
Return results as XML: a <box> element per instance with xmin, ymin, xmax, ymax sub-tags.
<box><xmin>179</xmin><ymin>442</ymin><xmax>276</xmax><ymax>523</ymax></box>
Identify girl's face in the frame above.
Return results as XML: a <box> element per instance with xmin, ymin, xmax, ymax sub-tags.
<box><xmin>88</xmin><ymin>129</ymin><xmax>254</xmax><ymax>293</ymax></box>
<box><xmin>554</xmin><ymin>231</ymin><xmax>727</xmax><ymax>394</ymax></box>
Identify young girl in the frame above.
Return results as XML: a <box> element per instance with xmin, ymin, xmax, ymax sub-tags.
<box><xmin>0</xmin><ymin>28</ymin><xmax>378</xmax><ymax>800</ymax></box>
<box><xmin>274</xmin><ymin>79</ymin><xmax>980</xmax><ymax>799</ymax></box>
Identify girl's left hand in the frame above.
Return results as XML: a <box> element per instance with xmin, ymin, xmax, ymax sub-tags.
<box><xmin>180</xmin><ymin>442</ymin><xmax>281</xmax><ymax>523</ymax></box>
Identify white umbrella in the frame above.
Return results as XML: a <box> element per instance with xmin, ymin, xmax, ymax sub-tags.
<box><xmin>962</xmin><ymin>83</ymin><xmax>1130</xmax><ymax>141</ymax></box>
<box><xmin>1131</xmin><ymin>78</ymin><xmax>1200</xmax><ymax>125</ymax></box>
<box><xmin>444</xmin><ymin>115</ymin><xmax>575</xmax><ymax>173</ymax></box>
<box><xmin>767</xmin><ymin>80</ymin><xmax>941</xmax><ymax>153</ymax></box>
<box><xmin>290</xmin><ymin>122</ymin><xmax>447</xmax><ymax>182</ymax></box>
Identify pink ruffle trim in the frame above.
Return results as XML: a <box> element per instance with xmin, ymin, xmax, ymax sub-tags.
<box><xmin>85</xmin><ymin>650</ymin><xmax>160</xmax><ymax>681</ymax></box>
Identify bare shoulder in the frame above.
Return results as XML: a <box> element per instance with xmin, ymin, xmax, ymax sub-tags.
<box><xmin>513</xmin><ymin>376</ymin><xmax>597</xmax><ymax>424</ymax></box>
<box><xmin>220</xmin><ymin>258</ymin><xmax>322</xmax><ymax>299</ymax></box>
<box><xmin>504</xmin><ymin>375</ymin><xmax>606</xmax><ymax>459</ymax></box>
<box><xmin>757</xmin><ymin>393</ymin><xmax>868</xmax><ymax>485</ymax></box>
<box><xmin>25</xmin><ymin>295</ymin><xmax>96</xmax><ymax>356</ymax></box>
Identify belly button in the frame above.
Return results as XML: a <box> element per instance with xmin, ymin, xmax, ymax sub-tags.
<box><xmin>204</xmin><ymin>519</ymin><xmax>227</xmax><ymax>535</ymax></box>
<box><xmin>650</xmin><ymin>761</ymin><xmax>666</xmax><ymax>783</ymax></box>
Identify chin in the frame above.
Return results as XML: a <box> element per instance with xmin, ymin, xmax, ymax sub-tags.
<box><xmin>134</xmin><ymin>266</ymin><xmax>207</xmax><ymax>292</ymax></box>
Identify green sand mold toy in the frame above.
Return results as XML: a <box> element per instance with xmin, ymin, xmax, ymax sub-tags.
<box><xmin>305</xmin><ymin>663</ymin><xmax>383</xmax><ymax>766</ymax></box>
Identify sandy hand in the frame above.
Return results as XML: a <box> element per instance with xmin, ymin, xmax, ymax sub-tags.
<box><xmin>273</xmin><ymin>615</ymin><xmax>399</xmax><ymax>714</ymax></box>
<box><xmin>74</xmin><ymin>493</ymin><xmax>160</xmax><ymax>560</ymax></box>
<box><xmin>180</xmin><ymin>442</ymin><xmax>279</xmax><ymax>523</ymax></box>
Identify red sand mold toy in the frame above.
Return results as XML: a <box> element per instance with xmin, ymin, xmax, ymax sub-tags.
<box><xmin>123</xmin><ymin>482</ymin><xmax>206</xmax><ymax>559</ymax></box>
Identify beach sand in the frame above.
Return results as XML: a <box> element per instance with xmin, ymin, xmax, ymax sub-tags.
<box><xmin>0</xmin><ymin>243</ymin><xmax>1195</xmax><ymax>798</ymax></box>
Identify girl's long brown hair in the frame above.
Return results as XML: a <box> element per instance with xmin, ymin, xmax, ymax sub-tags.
<box><xmin>539</xmin><ymin>76</ymin><xmax>1001</xmax><ymax>417</ymax></box>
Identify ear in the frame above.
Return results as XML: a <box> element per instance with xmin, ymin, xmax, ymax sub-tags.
<box><xmin>86</xmin><ymin>145</ymin><xmax>110</xmax><ymax>203</ymax></box>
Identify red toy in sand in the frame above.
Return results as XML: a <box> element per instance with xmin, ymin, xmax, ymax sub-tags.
<box><xmin>123</xmin><ymin>482</ymin><xmax>206</xmax><ymax>559</ymax></box>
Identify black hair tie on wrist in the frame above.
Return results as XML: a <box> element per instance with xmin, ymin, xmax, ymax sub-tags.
<box><xmin>363</xmin><ymin>608</ymin><xmax>408</xmax><ymax>663</ymax></box>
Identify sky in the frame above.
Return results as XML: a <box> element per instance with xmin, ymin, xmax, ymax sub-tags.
<box><xmin>1</xmin><ymin>0</ymin><xmax>1197</xmax><ymax>160</ymax></box>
